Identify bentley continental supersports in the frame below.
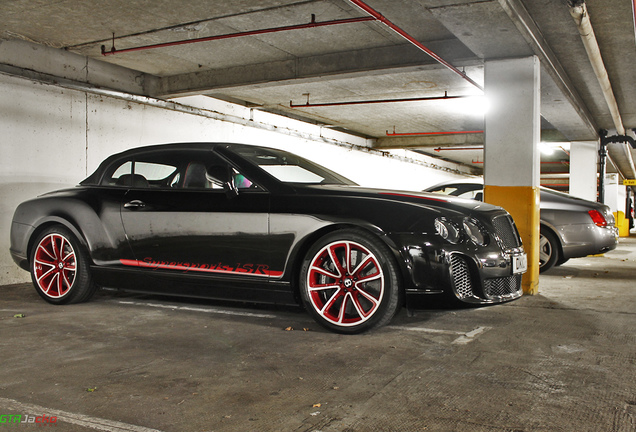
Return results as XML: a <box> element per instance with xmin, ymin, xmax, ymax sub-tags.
<box><xmin>10</xmin><ymin>143</ymin><xmax>527</xmax><ymax>333</ymax></box>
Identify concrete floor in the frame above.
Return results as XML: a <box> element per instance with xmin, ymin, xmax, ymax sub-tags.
<box><xmin>1</xmin><ymin>235</ymin><xmax>635</xmax><ymax>432</ymax></box>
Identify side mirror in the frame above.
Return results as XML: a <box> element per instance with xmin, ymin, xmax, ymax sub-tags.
<box><xmin>206</xmin><ymin>165</ymin><xmax>239</xmax><ymax>198</ymax></box>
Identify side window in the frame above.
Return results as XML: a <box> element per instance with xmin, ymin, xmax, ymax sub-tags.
<box><xmin>102</xmin><ymin>160</ymin><xmax>133</xmax><ymax>187</ymax></box>
<box><xmin>134</xmin><ymin>161</ymin><xmax>178</xmax><ymax>187</ymax></box>
<box><xmin>182</xmin><ymin>160</ymin><xmax>258</xmax><ymax>191</ymax></box>
<box><xmin>100</xmin><ymin>149</ymin><xmax>259</xmax><ymax>190</ymax></box>
<box><xmin>101</xmin><ymin>157</ymin><xmax>179</xmax><ymax>188</ymax></box>
<box><xmin>456</xmin><ymin>189</ymin><xmax>483</xmax><ymax>200</ymax></box>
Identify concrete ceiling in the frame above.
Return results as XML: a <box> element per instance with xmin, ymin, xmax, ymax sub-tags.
<box><xmin>2</xmin><ymin>0</ymin><xmax>636</xmax><ymax>189</ymax></box>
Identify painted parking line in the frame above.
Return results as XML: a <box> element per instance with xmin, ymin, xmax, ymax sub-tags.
<box><xmin>451</xmin><ymin>326</ymin><xmax>490</xmax><ymax>345</ymax></box>
<box><xmin>115</xmin><ymin>301</ymin><xmax>490</xmax><ymax>342</ymax></box>
<box><xmin>0</xmin><ymin>397</ymin><xmax>164</xmax><ymax>432</ymax></box>
<box><xmin>387</xmin><ymin>325</ymin><xmax>491</xmax><ymax>344</ymax></box>
<box><xmin>116</xmin><ymin>300</ymin><xmax>278</xmax><ymax>319</ymax></box>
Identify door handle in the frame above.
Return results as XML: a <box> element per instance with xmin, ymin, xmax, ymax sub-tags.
<box><xmin>124</xmin><ymin>200</ymin><xmax>146</xmax><ymax>209</ymax></box>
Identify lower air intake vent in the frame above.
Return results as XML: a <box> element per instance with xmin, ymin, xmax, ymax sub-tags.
<box><xmin>484</xmin><ymin>275</ymin><xmax>522</xmax><ymax>299</ymax></box>
<box><xmin>450</xmin><ymin>255</ymin><xmax>472</xmax><ymax>299</ymax></box>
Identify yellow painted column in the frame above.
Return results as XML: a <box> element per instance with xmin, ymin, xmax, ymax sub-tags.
<box><xmin>484</xmin><ymin>56</ymin><xmax>541</xmax><ymax>296</ymax></box>
<box><xmin>484</xmin><ymin>185</ymin><xmax>540</xmax><ymax>295</ymax></box>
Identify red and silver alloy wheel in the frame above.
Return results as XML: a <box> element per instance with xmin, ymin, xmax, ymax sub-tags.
<box><xmin>306</xmin><ymin>240</ymin><xmax>385</xmax><ymax>327</ymax></box>
<box><xmin>33</xmin><ymin>233</ymin><xmax>77</xmax><ymax>298</ymax></box>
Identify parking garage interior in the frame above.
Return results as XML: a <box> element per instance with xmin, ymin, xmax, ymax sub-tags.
<box><xmin>1</xmin><ymin>1</ymin><xmax>635</xmax><ymax>431</ymax></box>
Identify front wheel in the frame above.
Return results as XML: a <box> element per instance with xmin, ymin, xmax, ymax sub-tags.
<box><xmin>299</xmin><ymin>229</ymin><xmax>401</xmax><ymax>334</ymax></box>
<box><xmin>30</xmin><ymin>225</ymin><xmax>97</xmax><ymax>305</ymax></box>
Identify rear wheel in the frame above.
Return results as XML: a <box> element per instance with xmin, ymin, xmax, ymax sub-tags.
<box><xmin>300</xmin><ymin>229</ymin><xmax>401</xmax><ymax>334</ymax></box>
<box><xmin>539</xmin><ymin>228</ymin><xmax>559</xmax><ymax>273</ymax></box>
<box><xmin>30</xmin><ymin>225</ymin><xmax>97</xmax><ymax>304</ymax></box>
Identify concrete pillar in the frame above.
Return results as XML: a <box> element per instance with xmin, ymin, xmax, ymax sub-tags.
<box><xmin>484</xmin><ymin>57</ymin><xmax>541</xmax><ymax>295</ymax></box>
<box><xmin>570</xmin><ymin>141</ymin><xmax>598</xmax><ymax>201</ymax></box>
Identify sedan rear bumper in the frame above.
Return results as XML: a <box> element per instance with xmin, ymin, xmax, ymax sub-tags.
<box><xmin>559</xmin><ymin>224</ymin><xmax>618</xmax><ymax>260</ymax></box>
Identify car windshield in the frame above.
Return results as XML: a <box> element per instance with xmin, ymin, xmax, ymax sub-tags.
<box><xmin>232</xmin><ymin>147</ymin><xmax>356</xmax><ymax>186</ymax></box>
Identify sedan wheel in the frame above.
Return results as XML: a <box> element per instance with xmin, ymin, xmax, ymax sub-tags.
<box><xmin>300</xmin><ymin>229</ymin><xmax>400</xmax><ymax>333</ymax></box>
<box><xmin>30</xmin><ymin>226</ymin><xmax>96</xmax><ymax>304</ymax></box>
<box><xmin>539</xmin><ymin>228</ymin><xmax>559</xmax><ymax>273</ymax></box>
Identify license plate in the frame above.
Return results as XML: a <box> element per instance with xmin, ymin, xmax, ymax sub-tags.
<box><xmin>512</xmin><ymin>254</ymin><xmax>527</xmax><ymax>274</ymax></box>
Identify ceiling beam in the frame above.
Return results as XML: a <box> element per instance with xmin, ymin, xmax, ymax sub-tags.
<box><xmin>151</xmin><ymin>39</ymin><xmax>478</xmax><ymax>98</ymax></box>
<box><xmin>497</xmin><ymin>0</ymin><xmax>597</xmax><ymax>137</ymax></box>
<box><xmin>375</xmin><ymin>133</ymin><xmax>485</xmax><ymax>149</ymax></box>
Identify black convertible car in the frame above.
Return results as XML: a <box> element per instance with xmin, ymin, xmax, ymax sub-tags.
<box><xmin>10</xmin><ymin>143</ymin><xmax>527</xmax><ymax>333</ymax></box>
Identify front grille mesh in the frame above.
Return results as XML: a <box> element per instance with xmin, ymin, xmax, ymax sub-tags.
<box><xmin>450</xmin><ymin>255</ymin><xmax>472</xmax><ymax>299</ymax></box>
<box><xmin>484</xmin><ymin>275</ymin><xmax>522</xmax><ymax>298</ymax></box>
<box><xmin>492</xmin><ymin>215</ymin><xmax>522</xmax><ymax>250</ymax></box>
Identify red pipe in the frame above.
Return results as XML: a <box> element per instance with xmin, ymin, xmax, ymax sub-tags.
<box><xmin>633</xmin><ymin>0</ymin><xmax>636</xmax><ymax>43</ymax></box>
<box><xmin>347</xmin><ymin>0</ymin><xmax>483</xmax><ymax>91</ymax></box>
<box><xmin>472</xmin><ymin>160</ymin><xmax>569</xmax><ymax>164</ymax></box>
<box><xmin>433</xmin><ymin>146</ymin><xmax>483</xmax><ymax>152</ymax></box>
<box><xmin>386</xmin><ymin>129</ymin><xmax>483</xmax><ymax>137</ymax></box>
<box><xmin>101</xmin><ymin>16</ymin><xmax>376</xmax><ymax>56</ymax></box>
<box><xmin>290</xmin><ymin>93</ymin><xmax>471</xmax><ymax>108</ymax></box>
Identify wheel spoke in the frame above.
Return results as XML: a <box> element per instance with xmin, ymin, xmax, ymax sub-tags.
<box><xmin>352</xmin><ymin>257</ymin><xmax>381</xmax><ymax>284</ymax></box>
<box><xmin>309</xmin><ymin>282</ymin><xmax>340</xmax><ymax>291</ymax></box>
<box><xmin>309</xmin><ymin>265</ymin><xmax>339</xmax><ymax>280</ymax></box>
<box><xmin>337</xmin><ymin>292</ymin><xmax>352</xmax><ymax>323</ymax></box>
<box><xmin>36</xmin><ymin>265</ymin><xmax>56</xmax><ymax>284</ymax></box>
<box><xmin>61</xmin><ymin>269</ymin><xmax>74</xmax><ymax>288</ymax></box>
<box><xmin>57</xmin><ymin>269</ymin><xmax>65</xmax><ymax>294</ymax></box>
<box><xmin>350</xmin><ymin>293</ymin><xmax>372</xmax><ymax>318</ymax></box>
<box><xmin>326</xmin><ymin>243</ymin><xmax>346</xmax><ymax>277</ymax></box>
<box><xmin>320</xmin><ymin>289</ymin><xmax>343</xmax><ymax>314</ymax></box>
<box><xmin>55</xmin><ymin>236</ymin><xmax>65</xmax><ymax>261</ymax></box>
<box><xmin>539</xmin><ymin>235</ymin><xmax>551</xmax><ymax>264</ymax></box>
<box><xmin>38</xmin><ymin>241</ymin><xmax>56</xmax><ymax>261</ymax></box>
<box><xmin>44</xmin><ymin>273</ymin><xmax>58</xmax><ymax>294</ymax></box>
<box><xmin>355</xmin><ymin>286</ymin><xmax>380</xmax><ymax>307</ymax></box>
<box><xmin>356</xmin><ymin>273</ymin><xmax>382</xmax><ymax>284</ymax></box>
<box><xmin>344</xmin><ymin>242</ymin><xmax>353</xmax><ymax>274</ymax></box>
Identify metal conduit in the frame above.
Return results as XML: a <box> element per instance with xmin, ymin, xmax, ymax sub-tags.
<box><xmin>290</xmin><ymin>92</ymin><xmax>471</xmax><ymax>108</ymax></box>
<box><xmin>101</xmin><ymin>15</ymin><xmax>375</xmax><ymax>55</ymax></box>
<box><xmin>569</xmin><ymin>1</ymin><xmax>636</xmax><ymax>179</ymax></box>
<box><xmin>386</xmin><ymin>130</ymin><xmax>483</xmax><ymax>137</ymax></box>
<box><xmin>348</xmin><ymin>0</ymin><xmax>483</xmax><ymax>91</ymax></box>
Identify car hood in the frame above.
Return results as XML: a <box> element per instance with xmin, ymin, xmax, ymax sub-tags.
<box><xmin>299</xmin><ymin>184</ymin><xmax>503</xmax><ymax>213</ymax></box>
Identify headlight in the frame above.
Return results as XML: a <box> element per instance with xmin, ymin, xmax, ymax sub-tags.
<box><xmin>435</xmin><ymin>218</ymin><xmax>461</xmax><ymax>243</ymax></box>
<box><xmin>463</xmin><ymin>218</ymin><xmax>488</xmax><ymax>246</ymax></box>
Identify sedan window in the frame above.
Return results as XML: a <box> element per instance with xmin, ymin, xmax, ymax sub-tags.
<box><xmin>429</xmin><ymin>184</ymin><xmax>483</xmax><ymax>200</ymax></box>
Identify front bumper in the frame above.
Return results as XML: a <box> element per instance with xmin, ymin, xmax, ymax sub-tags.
<box><xmin>391</xmin><ymin>232</ymin><xmax>526</xmax><ymax>305</ymax></box>
<box><xmin>447</xmin><ymin>250</ymin><xmax>525</xmax><ymax>303</ymax></box>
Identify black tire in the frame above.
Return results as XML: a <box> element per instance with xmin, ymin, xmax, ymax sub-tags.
<box><xmin>30</xmin><ymin>225</ymin><xmax>97</xmax><ymax>305</ymax></box>
<box><xmin>539</xmin><ymin>227</ymin><xmax>559</xmax><ymax>273</ymax></box>
<box><xmin>299</xmin><ymin>229</ymin><xmax>401</xmax><ymax>334</ymax></box>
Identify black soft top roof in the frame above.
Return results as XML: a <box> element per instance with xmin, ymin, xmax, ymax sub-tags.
<box><xmin>80</xmin><ymin>142</ymin><xmax>245</xmax><ymax>185</ymax></box>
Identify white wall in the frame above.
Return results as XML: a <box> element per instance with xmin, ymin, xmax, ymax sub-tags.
<box><xmin>0</xmin><ymin>73</ymin><xmax>469</xmax><ymax>285</ymax></box>
<box><xmin>604</xmin><ymin>174</ymin><xmax>626</xmax><ymax>214</ymax></box>
<box><xmin>570</xmin><ymin>141</ymin><xmax>598</xmax><ymax>201</ymax></box>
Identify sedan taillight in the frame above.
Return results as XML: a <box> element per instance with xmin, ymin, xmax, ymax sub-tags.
<box><xmin>588</xmin><ymin>209</ymin><xmax>608</xmax><ymax>227</ymax></box>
